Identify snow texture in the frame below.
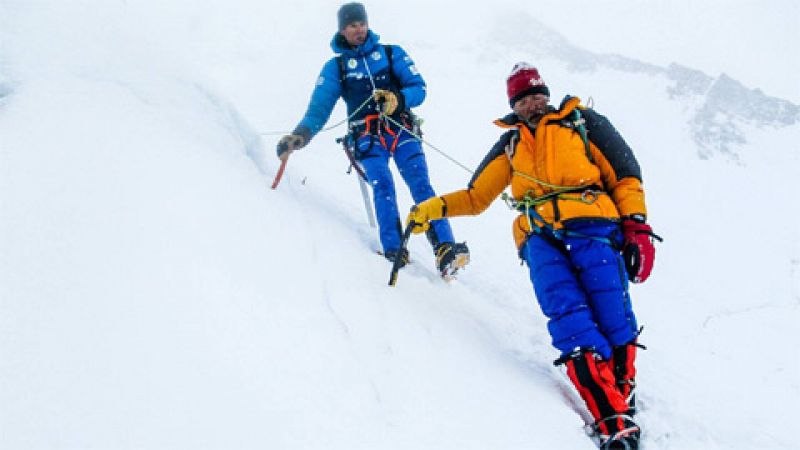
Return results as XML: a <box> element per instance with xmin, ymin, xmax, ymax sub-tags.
<box><xmin>1</xmin><ymin>1</ymin><xmax>798</xmax><ymax>449</ymax></box>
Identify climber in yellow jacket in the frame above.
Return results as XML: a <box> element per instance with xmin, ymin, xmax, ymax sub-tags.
<box><xmin>406</xmin><ymin>63</ymin><xmax>662</xmax><ymax>450</ymax></box>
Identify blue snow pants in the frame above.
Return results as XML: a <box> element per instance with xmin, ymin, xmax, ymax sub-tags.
<box><xmin>355</xmin><ymin>128</ymin><xmax>454</xmax><ymax>253</ymax></box>
<box><xmin>521</xmin><ymin>220</ymin><xmax>637</xmax><ymax>359</ymax></box>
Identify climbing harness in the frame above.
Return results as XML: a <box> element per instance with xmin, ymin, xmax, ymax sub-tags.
<box><xmin>262</xmin><ymin>43</ymin><xmax>472</xmax><ymax>175</ymax></box>
<box><xmin>501</xmin><ymin>183</ymin><xmax>612</xmax><ymax>247</ymax></box>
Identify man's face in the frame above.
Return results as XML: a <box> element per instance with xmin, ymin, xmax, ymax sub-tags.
<box><xmin>341</xmin><ymin>21</ymin><xmax>368</xmax><ymax>46</ymax></box>
<box><xmin>513</xmin><ymin>93</ymin><xmax>550</xmax><ymax>124</ymax></box>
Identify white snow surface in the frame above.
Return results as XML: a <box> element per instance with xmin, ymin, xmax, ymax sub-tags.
<box><xmin>1</xmin><ymin>1</ymin><xmax>798</xmax><ymax>449</ymax></box>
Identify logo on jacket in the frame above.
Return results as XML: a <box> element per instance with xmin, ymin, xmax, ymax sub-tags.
<box><xmin>371</xmin><ymin>51</ymin><xmax>381</xmax><ymax>60</ymax></box>
<box><xmin>348</xmin><ymin>58</ymin><xmax>357</xmax><ymax>69</ymax></box>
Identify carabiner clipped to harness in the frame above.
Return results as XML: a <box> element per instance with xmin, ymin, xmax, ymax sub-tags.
<box><xmin>581</xmin><ymin>189</ymin><xmax>600</xmax><ymax>204</ymax></box>
<box><xmin>501</xmin><ymin>191</ymin><xmax>613</xmax><ymax>246</ymax></box>
<box><xmin>502</xmin><ymin>191</ymin><xmax>546</xmax><ymax>236</ymax></box>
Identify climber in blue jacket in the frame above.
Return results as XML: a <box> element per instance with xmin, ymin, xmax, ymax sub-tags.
<box><xmin>277</xmin><ymin>3</ymin><xmax>469</xmax><ymax>278</ymax></box>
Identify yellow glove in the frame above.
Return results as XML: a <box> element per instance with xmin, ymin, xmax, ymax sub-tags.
<box><xmin>406</xmin><ymin>197</ymin><xmax>446</xmax><ymax>234</ymax></box>
<box><xmin>373</xmin><ymin>89</ymin><xmax>399</xmax><ymax>115</ymax></box>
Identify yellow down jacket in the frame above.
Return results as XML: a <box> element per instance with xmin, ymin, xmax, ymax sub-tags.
<box><xmin>441</xmin><ymin>96</ymin><xmax>647</xmax><ymax>249</ymax></box>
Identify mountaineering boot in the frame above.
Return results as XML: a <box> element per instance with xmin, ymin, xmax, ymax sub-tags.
<box><xmin>384</xmin><ymin>248</ymin><xmax>409</xmax><ymax>268</ymax></box>
<box><xmin>435</xmin><ymin>242</ymin><xmax>470</xmax><ymax>279</ymax></box>
<box><xmin>562</xmin><ymin>350</ymin><xmax>641</xmax><ymax>449</ymax></box>
<box><xmin>591</xmin><ymin>414</ymin><xmax>640</xmax><ymax>449</ymax></box>
<box><xmin>611</xmin><ymin>342</ymin><xmax>639</xmax><ymax>415</ymax></box>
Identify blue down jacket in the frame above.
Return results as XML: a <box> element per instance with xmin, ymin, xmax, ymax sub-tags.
<box><xmin>295</xmin><ymin>30</ymin><xmax>426</xmax><ymax>142</ymax></box>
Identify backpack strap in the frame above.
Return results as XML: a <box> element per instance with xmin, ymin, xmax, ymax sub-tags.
<box><xmin>555</xmin><ymin>95</ymin><xmax>594</xmax><ymax>163</ymax></box>
<box><xmin>504</xmin><ymin>130</ymin><xmax>519</xmax><ymax>166</ymax></box>
<box><xmin>571</xmin><ymin>108</ymin><xmax>594</xmax><ymax>164</ymax></box>
<box><xmin>337</xmin><ymin>54</ymin><xmax>348</xmax><ymax>96</ymax></box>
<box><xmin>384</xmin><ymin>44</ymin><xmax>399</xmax><ymax>88</ymax></box>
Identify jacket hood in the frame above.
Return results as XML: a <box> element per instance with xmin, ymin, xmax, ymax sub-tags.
<box><xmin>330</xmin><ymin>29</ymin><xmax>381</xmax><ymax>56</ymax></box>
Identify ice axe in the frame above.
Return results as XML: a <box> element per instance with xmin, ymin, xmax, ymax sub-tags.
<box><xmin>336</xmin><ymin>136</ymin><xmax>367</xmax><ymax>181</ymax></box>
<box><xmin>388</xmin><ymin>221</ymin><xmax>415</xmax><ymax>287</ymax></box>
<box><xmin>272</xmin><ymin>142</ymin><xmax>291</xmax><ymax>189</ymax></box>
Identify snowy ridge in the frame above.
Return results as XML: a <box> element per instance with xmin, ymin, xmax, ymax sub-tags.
<box><xmin>489</xmin><ymin>11</ymin><xmax>800</xmax><ymax>160</ymax></box>
<box><xmin>1</xmin><ymin>1</ymin><xmax>798</xmax><ymax>449</ymax></box>
<box><xmin>690</xmin><ymin>73</ymin><xmax>800</xmax><ymax>159</ymax></box>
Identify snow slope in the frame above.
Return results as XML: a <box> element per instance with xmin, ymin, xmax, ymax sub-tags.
<box><xmin>1</xmin><ymin>1</ymin><xmax>798</xmax><ymax>449</ymax></box>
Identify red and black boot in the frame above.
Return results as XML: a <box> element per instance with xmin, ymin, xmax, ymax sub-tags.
<box><xmin>611</xmin><ymin>342</ymin><xmax>639</xmax><ymax>416</ymax></box>
<box><xmin>562</xmin><ymin>350</ymin><xmax>641</xmax><ymax>450</ymax></box>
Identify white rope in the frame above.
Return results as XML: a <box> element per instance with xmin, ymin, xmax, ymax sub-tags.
<box><xmin>258</xmin><ymin>95</ymin><xmax>374</xmax><ymax>137</ymax></box>
<box><xmin>381</xmin><ymin>114</ymin><xmax>474</xmax><ymax>175</ymax></box>
<box><xmin>260</xmin><ymin>54</ymin><xmax>378</xmax><ymax>137</ymax></box>
<box><xmin>262</xmin><ymin>51</ymin><xmax>473</xmax><ymax>177</ymax></box>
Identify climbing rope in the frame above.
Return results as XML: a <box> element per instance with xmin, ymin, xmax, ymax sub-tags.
<box><xmin>260</xmin><ymin>88</ymin><xmax>475</xmax><ymax>176</ymax></box>
<box><xmin>258</xmin><ymin>95</ymin><xmax>375</xmax><ymax>137</ymax></box>
<box><xmin>380</xmin><ymin>113</ymin><xmax>474</xmax><ymax>175</ymax></box>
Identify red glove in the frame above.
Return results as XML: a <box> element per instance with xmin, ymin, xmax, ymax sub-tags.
<box><xmin>621</xmin><ymin>217</ymin><xmax>662</xmax><ymax>283</ymax></box>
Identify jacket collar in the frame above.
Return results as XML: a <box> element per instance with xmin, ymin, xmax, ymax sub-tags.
<box><xmin>493</xmin><ymin>95</ymin><xmax>582</xmax><ymax>129</ymax></box>
<box><xmin>330</xmin><ymin>29</ymin><xmax>380</xmax><ymax>57</ymax></box>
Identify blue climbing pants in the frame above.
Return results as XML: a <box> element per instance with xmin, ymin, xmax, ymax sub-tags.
<box><xmin>355</xmin><ymin>129</ymin><xmax>454</xmax><ymax>253</ymax></box>
<box><xmin>521</xmin><ymin>220</ymin><xmax>637</xmax><ymax>359</ymax></box>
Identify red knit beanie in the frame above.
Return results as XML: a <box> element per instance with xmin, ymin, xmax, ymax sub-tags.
<box><xmin>506</xmin><ymin>62</ymin><xmax>550</xmax><ymax>108</ymax></box>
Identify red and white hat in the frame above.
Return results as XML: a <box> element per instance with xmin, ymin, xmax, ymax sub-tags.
<box><xmin>506</xmin><ymin>62</ymin><xmax>550</xmax><ymax>108</ymax></box>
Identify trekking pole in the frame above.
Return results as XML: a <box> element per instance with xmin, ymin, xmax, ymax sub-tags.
<box><xmin>337</xmin><ymin>136</ymin><xmax>377</xmax><ymax>229</ymax></box>
<box><xmin>388</xmin><ymin>221</ymin><xmax>415</xmax><ymax>287</ymax></box>
<box><xmin>271</xmin><ymin>143</ymin><xmax>290</xmax><ymax>189</ymax></box>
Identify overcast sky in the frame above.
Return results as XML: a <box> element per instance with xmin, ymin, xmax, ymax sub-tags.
<box><xmin>529</xmin><ymin>0</ymin><xmax>799</xmax><ymax>102</ymax></box>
